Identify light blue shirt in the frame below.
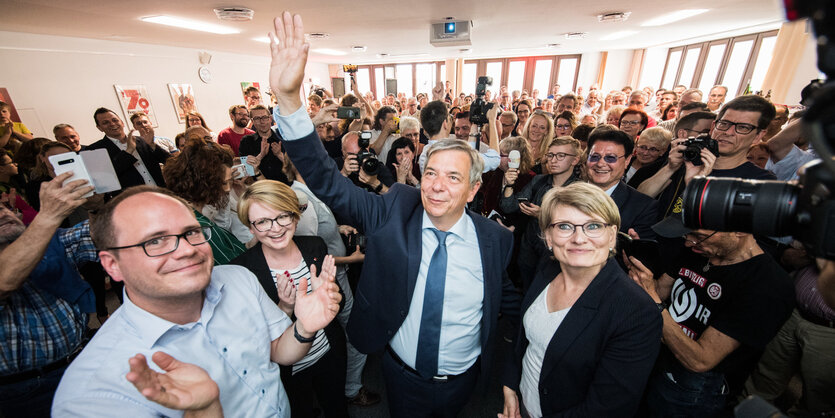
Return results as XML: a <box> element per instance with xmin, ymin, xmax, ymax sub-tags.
<box><xmin>52</xmin><ymin>266</ymin><xmax>292</xmax><ymax>417</ymax></box>
<box><xmin>389</xmin><ymin>212</ymin><xmax>484</xmax><ymax>375</ymax></box>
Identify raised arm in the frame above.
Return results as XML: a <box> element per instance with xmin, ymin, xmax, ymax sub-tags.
<box><xmin>269</xmin><ymin>12</ymin><xmax>309</xmax><ymax>116</ymax></box>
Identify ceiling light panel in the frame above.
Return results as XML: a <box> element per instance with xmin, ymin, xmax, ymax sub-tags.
<box><xmin>641</xmin><ymin>9</ymin><xmax>709</xmax><ymax>27</ymax></box>
<box><xmin>140</xmin><ymin>15</ymin><xmax>239</xmax><ymax>34</ymax></box>
<box><xmin>599</xmin><ymin>30</ymin><xmax>639</xmax><ymax>41</ymax></box>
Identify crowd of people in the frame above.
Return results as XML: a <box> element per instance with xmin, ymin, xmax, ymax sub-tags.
<box><xmin>1</xmin><ymin>11</ymin><xmax>833</xmax><ymax>418</ymax></box>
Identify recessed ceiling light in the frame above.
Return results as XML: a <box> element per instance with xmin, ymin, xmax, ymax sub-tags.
<box><xmin>253</xmin><ymin>36</ymin><xmax>270</xmax><ymax>44</ymax></box>
<box><xmin>597</xmin><ymin>12</ymin><xmax>631</xmax><ymax>23</ymax></box>
<box><xmin>459</xmin><ymin>48</ymin><xmax>472</xmax><ymax>54</ymax></box>
<box><xmin>546</xmin><ymin>43</ymin><xmax>561</xmax><ymax>48</ymax></box>
<box><xmin>311</xmin><ymin>48</ymin><xmax>347</xmax><ymax>56</ymax></box>
<box><xmin>376</xmin><ymin>53</ymin><xmax>389</xmax><ymax>58</ymax></box>
<box><xmin>564</xmin><ymin>32</ymin><xmax>588</xmax><ymax>40</ymax></box>
<box><xmin>600</xmin><ymin>30</ymin><xmax>639</xmax><ymax>41</ymax></box>
<box><xmin>213</xmin><ymin>7</ymin><xmax>254</xmax><ymax>22</ymax></box>
<box><xmin>641</xmin><ymin>9</ymin><xmax>709</xmax><ymax>27</ymax></box>
<box><xmin>352</xmin><ymin>46</ymin><xmax>367</xmax><ymax>52</ymax></box>
<box><xmin>140</xmin><ymin>15</ymin><xmax>239</xmax><ymax>34</ymax></box>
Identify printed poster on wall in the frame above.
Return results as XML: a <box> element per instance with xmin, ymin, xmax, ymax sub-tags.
<box><xmin>113</xmin><ymin>84</ymin><xmax>158</xmax><ymax>127</ymax></box>
<box><xmin>167</xmin><ymin>83</ymin><xmax>197</xmax><ymax>124</ymax></box>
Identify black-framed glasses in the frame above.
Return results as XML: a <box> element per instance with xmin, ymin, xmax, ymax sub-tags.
<box><xmin>251</xmin><ymin>116</ymin><xmax>272</xmax><ymax>122</ymax></box>
<box><xmin>714</xmin><ymin>119</ymin><xmax>757</xmax><ymax>134</ymax></box>
<box><xmin>683</xmin><ymin>230</ymin><xmax>718</xmax><ymax>247</ymax></box>
<box><xmin>620</xmin><ymin>120</ymin><xmax>643</xmax><ymax>127</ymax></box>
<box><xmin>106</xmin><ymin>226</ymin><xmax>211</xmax><ymax>257</ymax></box>
<box><xmin>545</xmin><ymin>152</ymin><xmax>576</xmax><ymax>161</ymax></box>
<box><xmin>549</xmin><ymin>221</ymin><xmax>610</xmax><ymax>238</ymax></box>
<box><xmin>251</xmin><ymin>212</ymin><xmax>295</xmax><ymax>232</ymax></box>
<box><xmin>588</xmin><ymin>153</ymin><xmax>625</xmax><ymax>164</ymax></box>
<box><xmin>636</xmin><ymin>145</ymin><xmax>661</xmax><ymax>153</ymax></box>
<box><xmin>555</xmin><ymin>123</ymin><xmax>572</xmax><ymax>130</ymax></box>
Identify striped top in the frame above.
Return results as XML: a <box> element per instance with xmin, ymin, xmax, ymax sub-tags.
<box><xmin>270</xmin><ymin>259</ymin><xmax>330</xmax><ymax>374</ymax></box>
<box><xmin>194</xmin><ymin>210</ymin><xmax>246</xmax><ymax>265</ymax></box>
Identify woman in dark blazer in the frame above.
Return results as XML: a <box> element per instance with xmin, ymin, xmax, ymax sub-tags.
<box><xmin>230</xmin><ymin>180</ymin><xmax>347</xmax><ymax>418</ymax></box>
<box><xmin>500</xmin><ymin>182</ymin><xmax>662</xmax><ymax>418</ymax></box>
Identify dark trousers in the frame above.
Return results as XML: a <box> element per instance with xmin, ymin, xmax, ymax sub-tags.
<box><xmin>382</xmin><ymin>348</ymin><xmax>480</xmax><ymax>418</ymax></box>
<box><xmin>0</xmin><ymin>363</ymin><xmax>68</xmax><ymax>418</ymax></box>
<box><xmin>645</xmin><ymin>361</ymin><xmax>730</xmax><ymax>418</ymax></box>
<box><xmin>280</xmin><ymin>343</ymin><xmax>348</xmax><ymax>418</ymax></box>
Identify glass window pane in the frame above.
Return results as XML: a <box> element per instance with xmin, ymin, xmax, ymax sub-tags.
<box><xmin>485</xmin><ymin>62</ymin><xmax>503</xmax><ymax>96</ymax></box>
<box><xmin>462</xmin><ymin>63</ymin><xmax>477</xmax><ymax>95</ymax></box>
<box><xmin>532</xmin><ymin>59</ymin><xmax>553</xmax><ymax>99</ymax></box>
<box><xmin>356</xmin><ymin>68</ymin><xmax>371</xmax><ymax>96</ymax></box>
<box><xmin>697</xmin><ymin>44</ymin><xmax>727</xmax><ymax>95</ymax></box>
<box><xmin>662</xmin><ymin>50</ymin><xmax>682</xmax><ymax>88</ymax></box>
<box><xmin>375</xmin><ymin>67</ymin><xmax>385</xmax><ymax>101</ymax></box>
<box><xmin>722</xmin><ymin>39</ymin><xmax>755</xmax><ymax>98</ymax></box>
<box><xmin>678</xmin><ymin>47</ymin><xmax>701</xmax><ymax>88</ymax></box>
<box><xmin>396</xmin><ymin>64</ymin><xmax>413</xmax><ymax>96</ymax></box>
<box><xmin>557</xmin><ymin>58</ymin><xmax>578</xmax><ymax>93</ymax></box>
<box><xmin>343</xmin><ymin>73</ymin><xmax>351</xmax><ymax>96</ymax></box>
<box><xmin>749</xmin><ymin>36</ymin><xmax>777</xmax><ymax>93</ymax></box>
<box><xmin>415</xmin><ymin>63</ymin><xmax>436</xmax><ymax>98</ymax></box>
<box><xmin>507</xmin><ymin>60</ymin><xmax>526</xmax><ymax>94</ymax></box>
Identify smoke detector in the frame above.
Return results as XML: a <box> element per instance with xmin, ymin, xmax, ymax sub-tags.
<box><xmin>213</xmin><ymin>7</ymin><xmax>254</xmax><ymax>22</ymax></box>
<box><xmin>597</xmin><ymin>12</ymin><xmax>631</xmax><ymax>23</ymax></box>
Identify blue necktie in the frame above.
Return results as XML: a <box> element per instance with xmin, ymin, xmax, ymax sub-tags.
<box><xmin>415</xmin><ymin>229</ymin><xmax>450</xmax><ymax>378</ymax></box>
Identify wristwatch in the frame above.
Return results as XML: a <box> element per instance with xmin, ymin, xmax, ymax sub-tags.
<box><xmin>294</xmin><ymin>323</ymin><xmax>315</xmax><ymax>343</ymax></box>
<box><xmin>656</xmin><ymin>302</ymin><xmax>667</xmax><ymax>312</ymax></box>
<box><xmin>373</xmin><ymin>182</ymin><xmax>383</xmax><ymax>193</ymax></box>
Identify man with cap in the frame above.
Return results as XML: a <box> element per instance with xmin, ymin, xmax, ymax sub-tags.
<box><xmin>625</xmin><ymin>215</ymin><xmax>794</xmax><ymax>416</ymax></box>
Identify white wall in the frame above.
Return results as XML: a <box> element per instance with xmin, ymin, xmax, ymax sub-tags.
<box><xmin>598</xmin><ymin>50</ymin><xmax>632</xmax><ymax>93</ymax></box>
<box><xmin>0</xmin><ymin>31</ymin><xmax>328</xmax><ymax>145</ymax></box>
<box><xmin>783</xmin><ymin>33</ymin><xmax>824</xmax><ymax>105</ymax></box>
<box><xmin>576</xmin><ymin>52</ymin><xmax>601</xmax><ymax>92</ymax></box>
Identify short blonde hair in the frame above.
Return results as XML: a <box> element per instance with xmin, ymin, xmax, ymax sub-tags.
<box><xmin>637</xmin><ymin>127</ymin><xmax>672</xmax><ymax>149</ymax></box>
<box><xmin>237</xmin><ymin>180</ymin><xmax>301</xmax><ymax>226</ymax></box>
<box><xmin>545</xmin><ymin>136</ymin><xmax>582</xmax><ymax>158</ymax></box>
<box><xmin>539</xmin><ymin>182</ymin><xmax>621</xmax><ymax>234</ymax></box>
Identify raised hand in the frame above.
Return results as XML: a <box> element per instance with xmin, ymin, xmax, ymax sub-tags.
<box><xmin>269</xmin><ymin>12</ymin><xmax>309</xmax><ymax>114</ymax></box>
<box><xmin>311</xmin><ymin>104</ymin><xmax>339</xmax><ymax>127</ymax></box>
<box><xmin>126</xmin><ymin>352</ymin><xmax>221</xmax><ymax>414</ymax></box>
<box><xmin>294</xmin><ymin>255</ymin><xmax>341</xmax><ymax>333</ymax></box>
<box><xmin>275</xmin><ymin>270</ymin><xmax>296</xmax><ymax>316</ymax></box>
<box><xmin>39</xmin><ymin>172</ymin><xmax>94</xmax><ymax>225</ymax></box>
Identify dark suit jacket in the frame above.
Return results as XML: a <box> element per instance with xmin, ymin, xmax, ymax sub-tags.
<box><xmin>283</xmin><ymin>131</ymin><xmax>521</xmax><ymax>382</ymax></box>
<box><xmin>87</xmin><ymin>135</ymin><xmax>170</xmax><ymax>192</ymax></box>
<box><xmin>611</xmin><ymin>181</ymin><xmax>660</xmax><ymax>240</ymax></box>
<box><xmin>503</xmin><ymin>259</ymin><xmax>662</xmax><ymax>417</ymax></box>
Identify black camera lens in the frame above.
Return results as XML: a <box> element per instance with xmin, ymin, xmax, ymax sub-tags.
<box><xmin>682</xmin><ymin>177</ymin><xmax>800</xmax><ymax>237</ymax></box>
<box><xmin>361</xmin><ymin>157</ymin><xmax>382</xmax><ymax>175</ymax></box>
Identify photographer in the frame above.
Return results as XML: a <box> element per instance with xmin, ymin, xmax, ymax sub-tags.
<box><xmin>637</xmin><ymin>97</ymin><xmax>777</xmax><ymax>218</ymax></box>
<box><xmin>339</xmin><ymin>131</ymin><xmax>394</xmax><ymax>195</ymax></box>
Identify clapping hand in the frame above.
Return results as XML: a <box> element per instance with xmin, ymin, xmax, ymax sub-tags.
<box><xmin>275</xmin><ymin>270</ymin><xmax>296</xmax><ymax>316</ymax></box>
<box><xmin>126</xmin><ymin>352</ymin><xmax>221</xmax><ymax>415</ymax></box>
<box><xmin>294</xmin><ymin>255</ymin><xmax>341</xmax><ymax>333</ymax></box>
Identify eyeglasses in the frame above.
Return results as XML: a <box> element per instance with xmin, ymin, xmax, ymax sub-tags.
<box><xmin>636</xmin><ymin>145</ymin><xmax>661</xmax><ymax>153</ymax></box>
<box><xmin>714</xmin><ymin>119</ymin><xmax>757</xmax><ymax>134</ymax></box>
<box><xmin>620</xmin><ymin>120</ymin><xmax>643</xmax><ymax>127</ymax></box>
<box><xmin>683</xmin><ymin>230</ymin><xmax>718</xmax><ymax>247</ymax></box>
<box><xmin>105</xmin><ymin>226</ymin><xmax>211</xmax><ymax>257</ymax></box>
<box><xmin>251</xmin><ymin>116</ymin><xmax>272</xmax><ymax>122</ymax></box>
<box><xmin>251</xmin><ymin>212</ymin><xmax>295</xmax><ymax>232</ymax></box>
<box><xmin>545</xmin><ymin>152</ymin><xmax>576</xmax><ymax>161</ymax></box>
<box><xmin>234</xmin><ymin>112</ymin><xmax>249</xmax><ymax>118</ymax></box>
<box><xmin>548</xmin><ymin>221</ymin><xmax>610</xmax><ymax>238</ymax></box>
<box><xmin>555</xmin><ymin>124</ymin><xmax>572</xmax><ymax>130</ymax></box>
<box><xmin>588</xmin><ymin>153</ymin><xmax>625</xmax><ymax>164</ymax></box>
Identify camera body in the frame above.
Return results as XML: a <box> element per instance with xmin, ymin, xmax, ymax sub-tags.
<box><xmin>681</xmin><ymin>134</ymin><xmax>719</xmax><ymax>166</ymax></box>
<box><xmin>470</xmin><ymin>76</ymin><xmax>495</xmax><ymax>126</ymax></box>
<box><xmin>356</xmin><ymin>130</ymin><xmax>382</xmax><ymax>175</ymax></box>
<box><xmin>343</xmin><ymin>64</ymin><xmax>358</xmax><ymax>75</ymax></box>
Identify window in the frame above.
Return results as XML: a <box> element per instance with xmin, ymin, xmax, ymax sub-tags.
<box><xmin>722</xmin><ymin>39</ymin><xmax>755</xmax><ymax>98</ymax></box>
<box><xmin>661</xmin><ymin>48</ymin><xmax>683</xmax><ymax>89</ymax></box>
<box><xmin>395</xmin><ymin>64</ymin><xmax>413</xmax><ymax>97</ymax></box>
<box><xmin>749</xmin><ymin>35</ymin><xmax>778</xmax><ymax>94</ymax></box>
<box><xmin>415</xmin><ymin>63</ymin><xmax>436</xmax><ymax>97</ymax></box>
<box><xmin>556</xmin><ymin>57</ymin><xmax>579</xmax><ymax>94</ymax></box>
<box><xmin>697</xmin><ymin>43</ymin><xmax>727</xmax><ymax>95</ymax></box>
<box><xmin>462</xmin><ymin>62</ymin><xmax>477</xmax><ymax>95</ymax></box>
<box><xmin>374</xmin><ymin>67</ymin><xmax>385</xmax><ymax>100</ymax></box>
<box><xmin>485</xmin><ymin>61</ymin><xmax>503</xmax><ymax>96</ymax></box>
<box><xmin>678</xmin><ymin>47</ymin><xmax>702</xmax><ymax>88</ymax></box>
<box><xmin>356</xmin><ymin>68</ymin><xmax>371</xmax><ymax>95</ymax></box>
<box><xmin>532</xmin><ymin>59</ymin><xmax>553</xmax><ymax>98</ymax></box>
<box><xmin>507</xmin><ymin>60</ymin><xmax>526</xmax><ymax>93</ymax></box>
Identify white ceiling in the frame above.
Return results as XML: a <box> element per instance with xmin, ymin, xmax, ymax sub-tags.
<box><xmin>0</xmin><ymin>0</ymin><xmax>786</xmax><ymax>63</ymax></box>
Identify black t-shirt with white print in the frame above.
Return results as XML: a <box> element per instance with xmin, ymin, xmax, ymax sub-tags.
<box><xmin>662</xmin><ymin>250</ymin><xmax>794</xmax><ymax>395</ymax></box>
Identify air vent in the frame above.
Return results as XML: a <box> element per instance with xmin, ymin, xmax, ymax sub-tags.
<box><xmin>213</xmin><ymin>7</ymin><xmax>254</xmax><ymax>22</ymax></box>
<box><xmin>564</xmin><ymin>32</ymin><xmax>588</xmax><ymax>40</ymax></box>
<box><xmin>305</xmin><ymin>33</ymin><xmax>330</xmax><ymax>40</ymax></box>
<box><xmin>598</xmin><ymin>12</ymin><xmax>631</xmax><ymax>23</ymax></box>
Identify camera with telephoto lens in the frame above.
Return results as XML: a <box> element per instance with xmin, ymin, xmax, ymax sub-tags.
<box><xmin>680</xmin><ymin>0</ymin><xmax>835</xmax><ymax>261</ymax></box>
<box><xmin>469</xmin><ymin>76</ymin><xmax>495</xmax><ymax>126</ymax></box>
<box><xmin>356</xmin><ymin>131</ymin><xmax>383</xmax><ymax>175</ymax></box>
<box><xmin>681</xmin><ymin>133</ymin><xmax>719</xmax><ymax>166</ymax></box>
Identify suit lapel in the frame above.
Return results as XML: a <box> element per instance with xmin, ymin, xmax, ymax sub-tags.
<box><xmin>470</xmin><ymin>212</ymin><xmax>496</xmax><ymax>345</ymax></box>
<box><xmin>538</xmin><ymin>259</ymin><xmax>619</xmax><ymax>380</ymax></box>
<box><xmin>611</xmin><ymin>181</ymin><xmax>628</xmax><ymax>209</ymax></box>
<box><xmin>250</xmin><ymin>243</ymin><xmax>280</xmax><ymax>304</ymax></box>
<box><xmin>405</xmin><ymin>207</ymin><xmax>423</xmax><ymax>299</ymax></box>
